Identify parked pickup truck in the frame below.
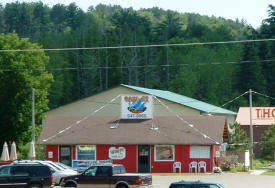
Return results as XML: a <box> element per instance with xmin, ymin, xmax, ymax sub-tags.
<box><xmin>59</xmin><ymin>164</ymin><xmax>152</xmax><ymax>188</ymax></box>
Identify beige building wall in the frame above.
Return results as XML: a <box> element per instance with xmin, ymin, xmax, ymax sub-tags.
<box><xmin>46</xmin><ymin>86</ymin><xmax>201</xmax><ymax>117</ymax></box>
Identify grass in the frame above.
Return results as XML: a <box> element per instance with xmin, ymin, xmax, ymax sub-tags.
<box><xmin>262</xmin><ymin>170</ymin><xmax>275</xmax><ymax>176</ymax></box>
<box><xmin>222</xmin><ymin>158</ymin><xmax>274</xmax><ymax>173</ymax></box>
<box><xmin>229</xmin><ymin>165</ymin><xmax>248</xmax><ymax>172</ymax></box>
<box><xmin>253</xmin><ymin>158</ymin><xmax>273</xmax><ymax>170</ymax></box>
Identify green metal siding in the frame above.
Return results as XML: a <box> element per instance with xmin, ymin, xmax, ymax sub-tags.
<box><xmin>121</xmin><ymin>84</ymin><xmax>236</xmax><ymax>115</ymax></box>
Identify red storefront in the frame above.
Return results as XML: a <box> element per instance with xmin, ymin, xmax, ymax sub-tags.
<box><xmin>39</xmin><ymin>86</ymin><xmax>232</xmax><ymax>173</ymax></box>
<box><xmin>41</xmin><ymin>116</ymin><xmax>225</xmax><ymax>173</ymax></box>
<box><xmin>46</xmin><ymin>144</ymin><xmax>218</xmax><ymax>173</ymax></box>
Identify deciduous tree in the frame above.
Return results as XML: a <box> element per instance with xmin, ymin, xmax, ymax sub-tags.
<box><xmin>0</xmin><ymin>33</ymin><xmax>53</xmax><ymax>148</ymax></box>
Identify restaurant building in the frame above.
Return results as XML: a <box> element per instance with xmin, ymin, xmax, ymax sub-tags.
<box><xmin>38</xmin><ymin>84</ymin><xmax>236</xmax><ymax>173</ymax></box>
<box><xmin>236</xmin><ymin>107</ymin><xmax>275</xmax><ymax>157</ymax></box>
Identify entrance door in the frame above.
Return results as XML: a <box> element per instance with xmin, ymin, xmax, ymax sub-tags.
<box><xmin>138</xmin><ymin>145</ymin><xmax>150</xmax><ymax>173</ymax></box>
<box><xmin>59</xmin><ymin>146</ymin><xmax>72</xmax><ymax>166</ymax></box>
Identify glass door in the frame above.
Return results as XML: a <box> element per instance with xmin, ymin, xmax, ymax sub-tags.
<box><xmin>59</xmin><ymin>146</ymin><xmax>72</xmax><ymax>166</ymax></box>
<box><xmin>138</xmin><ymin>145</ymin><xmax>151</xmax><ymax>173</ymax></box>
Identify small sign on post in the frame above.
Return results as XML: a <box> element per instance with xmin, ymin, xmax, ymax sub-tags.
<box><xmin>244</xmin><ymin>150</ymin><xmax>250</xmax><ymax>170</ymax></box>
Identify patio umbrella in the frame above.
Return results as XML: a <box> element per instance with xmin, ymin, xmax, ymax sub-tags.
<box><xmin>29</xmin><ymin>141</ymin><xmax>36</xmax><ymax>159</ymax></box>
<box><xmin>10</xmin><ymin>141</ymin><xmax>17</xmax><ymax>161</ymax></box>
<box><xmin>1</xmin><ymin>142</ymin><xmax>10</xmax><ymax>161</ymax></box>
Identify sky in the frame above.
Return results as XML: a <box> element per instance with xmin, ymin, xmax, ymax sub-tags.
<box><xmin>1</xmin><ymin>0</ymin><xmax>274</xmax><ymax>28</ymax></box>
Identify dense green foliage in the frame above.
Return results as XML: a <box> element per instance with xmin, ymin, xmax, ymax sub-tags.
<box><xmin>262</xmin><ymin>124</ymin><xmax>275</xmax><ymax>160</ymax></box>
<box><xmin>0</xmin><ymin>33</ymin><xmax>53</xmax><ymax>149</ymax></box>
<box><xmin>0</xmin><ymin>3</ymin><xmax>274</xmax><ymax>152</ymax></box>
<box><xmin>0</xmin><ymin>2</ymin><xmax>274</xmax><ymax>110</ymax></box>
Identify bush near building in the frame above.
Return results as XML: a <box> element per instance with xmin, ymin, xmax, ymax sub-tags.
<box><xmin>261</xmin><ymin>124</ymin><xmax>275</xmax><ymax>160</ymax></box>
<box><xmin>227</xmin><ymin>123</ymin><xmax>250</xmax><ymax>151</ymax></box>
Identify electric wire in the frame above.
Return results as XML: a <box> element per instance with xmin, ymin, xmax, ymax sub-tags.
<box><xmin>206</xmin><ymin>91</ymin><xmax>249</xmax><ymax>114</ymax></box>
<box><xmin>0</xmin><ymin>38</ymin><xmax>274</xmax><ymax>53</ymax></box>
<box><xmin>252</xmin><ymin>90</ymin><xmax>275</xmax><ymax>101</ymax></box>
<box><xmin>0</xmin><ymin>59</ymin><xmax>274</xmax><ymax>72</ymax></box>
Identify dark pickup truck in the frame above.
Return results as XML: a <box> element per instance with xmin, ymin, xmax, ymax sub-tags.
<box><xmin>60</xmin><ymin>164</ymin><xmax>152</xmax><ymax>188</ymax></box>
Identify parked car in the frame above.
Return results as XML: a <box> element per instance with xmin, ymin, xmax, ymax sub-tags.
<box><xmin>54</xmin><ymin>162</ymin><xmax>75</xmax><ymax>171</ymax></box>
<box><xmin>169</xmin><ymin>180</ymin><xmax>227</xmax><ymax>188</ymax></box>
<box><xmin>12</xmin><ymin>160</ymin><xmax>78</xmax><ymax>185</ymax></box>
<box><xmin>60</xmin><ymin>164</ymin><xmax>152</xmax><ymax>188</ymax></box>
<box><xmin>0</xmin><ymin>163</ymin><xmax>53</xmax><ymax>188</ymax></box>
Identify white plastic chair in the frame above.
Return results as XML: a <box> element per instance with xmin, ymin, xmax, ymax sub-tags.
<box><xmin>189</xmin><ymin>161</ymin><xmax>197</xmax><ymax>173</ymax></box>
<box><xmin>198</xmin><ymin>161</ymin><xmax>206</xmax><ymax>173</ymax></box>
<box><xmin>173</xmin><ymin>162</ymin><xmax>181</xmax><ymax>173</ymax></box>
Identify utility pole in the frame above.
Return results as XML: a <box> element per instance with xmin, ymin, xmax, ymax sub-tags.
<box><xmin>249</xmin><ymin>89</ymin><xmax>253</xmax><ymax>169</ymax></box>
<box><xmin>29</xmin><ymin>88</ymin><xmax>36</xmax><ymax>159</ymax></box>
<box><xmin>32</xmin><ymin>88</ymin><xmax>35</xmax><ymax>143</ymax></box>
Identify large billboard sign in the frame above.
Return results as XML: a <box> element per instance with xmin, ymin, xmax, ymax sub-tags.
<box><xmin>121</xmin><ymin>95</ymin><xmax>153</xmax><ymax>119</ymax></box>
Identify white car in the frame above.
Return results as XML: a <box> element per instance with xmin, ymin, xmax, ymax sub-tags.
<box><xmin>54</xmin><ymin>162</ymin><xmax>75</xmax><ymax>171</ymax></box>
<box><xmin>12</xmin><ymin>160</ymin><xmax>78</xmax><ymax>185</ymax></box>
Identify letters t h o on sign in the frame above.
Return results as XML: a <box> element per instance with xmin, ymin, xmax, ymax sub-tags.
<box><xmin>255</xmin><ymin>108</ymin><xmax>275</xmax><ymax>119</ymax></box>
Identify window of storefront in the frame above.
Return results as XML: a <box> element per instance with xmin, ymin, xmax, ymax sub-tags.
<box><xmin>190</xmin><ymin>146</ymin><xmax>210</xmax><ymax>158</ymax></box>
<box><xmin>154</xmin><ymin>145</ymin><xmax>174</xmax><ymax>161</ymax></box>
<box><xmin>77</xmin><ymin>145</ymin><xmax>96</xmax><ymax>160</ymax></box>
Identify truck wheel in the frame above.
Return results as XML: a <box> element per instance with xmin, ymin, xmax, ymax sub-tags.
<box><xmin>29</xmin><ymin>184</ymin><xmax>41</xmax><ymax>188</ymax></box>
<box><xmin>65</xmin><ymin>182</ymin><xmax>77</xmax><ymax>187</ymax></box>
<box><xmin>117</xmin><ymin>184</ymin><xmax>128</xmax><ymax>188</ymax></box>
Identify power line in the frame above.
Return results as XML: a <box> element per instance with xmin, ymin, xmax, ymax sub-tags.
<box><xmin>0</xmin><ymin>59</ymin><xmax>274</xmax><ymax>72</ymax></box>
<box><xmin>207</xmin><ymin>89</ymin><xmax>275</xmax><ymax>114</ymax></box>
<box><xmin>252</xmin><ymin>91</ymin><xmax>275</xmax><ymax>101</ymax></box>
<box><xmin>219</xmin><ymin>91</ymin><xmax>249</xmax><ymax>108</ymax></box>
<box><xmin>0</xmin><ymin>38</ymin><xmax>275</xmax><ymax>53</ymax></box>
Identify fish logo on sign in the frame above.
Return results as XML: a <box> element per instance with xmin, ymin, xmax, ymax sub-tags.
<box><xmin>127</xmin><ymin>98</ymin><xmax>147</xmax><ymax>114</ymax></box>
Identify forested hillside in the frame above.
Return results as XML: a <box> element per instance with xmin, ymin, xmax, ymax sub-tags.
<box><xmin>0</xmin><ymin>2</ymin><xmax>274</xmax><ymax>110</ymax></box>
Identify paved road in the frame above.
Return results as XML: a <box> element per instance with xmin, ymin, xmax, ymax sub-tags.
<box><xmin>54</xmin><ymin>173</ymin><xmax>275</xmax><ymax>188</ymax></box>
<box><xmin>152</xmin><ymin>173</ymin><xmax>275</xmax><ymax>188</ymax></box>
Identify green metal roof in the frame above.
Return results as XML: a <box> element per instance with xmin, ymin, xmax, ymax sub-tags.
<box><xmin>121</xmin><ymin>84</ymin><xmax>236</xmax><ymax>115</ymax></box>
